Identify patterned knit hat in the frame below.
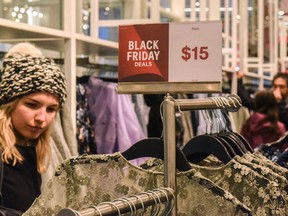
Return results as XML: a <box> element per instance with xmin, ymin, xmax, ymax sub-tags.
<box><xmin>0</xmin><ymin>43</ymin><xmax>67</xmax><ymax>106</ymax></box>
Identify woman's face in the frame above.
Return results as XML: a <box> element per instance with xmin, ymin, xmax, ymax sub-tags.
<box><xmin>11</xmin><ymin>92</ymin><xmax>60</xmax><ymax>140</ymax></box>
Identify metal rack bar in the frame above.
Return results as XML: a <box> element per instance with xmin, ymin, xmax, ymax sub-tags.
<box><xmin>175</xmin><ymin>94</ymin><xmax>241</xmax><ymax>112</ymax></box>
<box><xmin>57</xmin><ymin>188</ymin><xmax>174</xmax><ymax>216</ymax></box>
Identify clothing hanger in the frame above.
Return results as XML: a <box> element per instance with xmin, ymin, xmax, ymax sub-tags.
<box><xmin>182</xmin><ymin>134</ymin><xmax>233</xmax><ymax>164</ymax></box>
<box><xmin>129</xmin><ymin>194</ymin><xmax>145</xmax><ymax>216</ymax></box>
<box><xmin>217</xmin><ymin>132</ymin><xmax>246</xmax><ymax>156</ymax></box>
<box><xmin>152</xmin><ymin>188</ymin><xmax>172</xmax><ymax>216</ymax></box>
<box><xmin>113</xmin><ymin>197</ymin><xmax>135</xmax><ymax>216</ymax></box>
<box><xmin>182</xmin><ymin>110</ymin><xmax>233</xmax><ymax>164</ymax></box>
<box><xmin>229</xmin><ymin>131</ymin><xmax>253</xmax><ymax>153</ymax></box>
<box><xmin>121</xmin><ymin>137</ymin><xmax>191</xmax><ymax>171</ymax></box>
<box><xmin>212</xmin><ymin>109</ymin><xmax>246</xmax><ymax>156</ymax></box>
<box><xmin>215</xmin><ymin>97</ymin><xmax>253</xmax><ymax>153</ymax></box>
<box><xmin>209</xmin><ymin>109</ymin><xmax>243</xmax><ymax>156</ymax></box>
<box><xmin>221</xmin><ymin>111</ymin><xmax>253</xmax><ymax>153</ymax></box>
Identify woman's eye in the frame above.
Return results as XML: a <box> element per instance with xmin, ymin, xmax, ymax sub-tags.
<box><xmin>47</xmin><ymin>107</ymin><xmax>57</xmax><ymax>113</ymax></box>
<box><xmin>25</xmin><ymin>102</ymin><xmax>38</xmax><ymax>108</ymax></box>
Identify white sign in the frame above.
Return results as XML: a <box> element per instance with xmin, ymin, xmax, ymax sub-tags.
<box><xmin>168</xmin><ymin>21</ymin><xmax>222</xmax><ymax>82</ymax></box>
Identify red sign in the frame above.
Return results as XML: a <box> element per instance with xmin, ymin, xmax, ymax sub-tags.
<box><xmin>118</xmin><ymin>23</ymin><xmax>169</xmax><ymax>82</ymax></box>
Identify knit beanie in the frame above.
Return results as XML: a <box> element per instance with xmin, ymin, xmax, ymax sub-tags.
<box><xmin>0</xmin><ymin>43</ymin><xmax>67</xmax><ymax>106</ymax></box>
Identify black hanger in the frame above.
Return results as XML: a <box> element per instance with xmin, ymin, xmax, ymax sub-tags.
<box><xmin>230</xmin><ymin>132</ymin><xmax>253</xmax><ymax>153</ymax></box>
<box><xmin>214</xmin><ymin>133</ymin><xmax>239</xmax><ymax>156</ymax></box>
<box><xmin>217</xmin><ymin>131</ymin><xmax>246</xmax><ymax>156</ymax></box>
<box><xmin>217</xmin><ymin>108</ymin><xmax>253</xmax><ymax>153</ymax></box>
<box><xmin>121</xmin><ymin>138</ymin><xmax>191</xmax><ymax>171</ymax></box>
<box><xmin>182</xmin><ymin>134</ymin><xmax>233</xmax><ymax>164</ymax></box>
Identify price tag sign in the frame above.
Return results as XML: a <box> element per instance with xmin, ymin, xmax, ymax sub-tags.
<box><xmin>118</xmin><ymin>21</ymin><xmax>222</xmax><ymax>94</ymax></box>
<box><xmin>169</xmin><ymin>21</ymin><xmax>221</xmax><ymax>82</ymax></box>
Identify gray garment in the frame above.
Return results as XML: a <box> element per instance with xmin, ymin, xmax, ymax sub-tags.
<box><xmin>41</xmin><ymin>104</ymin><xmax>78</xmax><ymax>191</ymax></box>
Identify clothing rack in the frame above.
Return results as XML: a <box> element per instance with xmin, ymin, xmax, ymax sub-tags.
<box><xmin>59</xmin><ymin>94</ymin><xmax>241</xmax><ymax>216</ymax></box>
<box><xmin>57</xmin><ymin>187</ymin><xmax>174</xmax><ymax>216</ymax></box>
<box><xmin>162</xmin><ymin>93</ymin><xmax>242</xmax><ymax>216</ymax></box>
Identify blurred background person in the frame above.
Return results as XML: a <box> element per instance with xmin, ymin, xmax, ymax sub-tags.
<box><xmin>272</xmin><ymin>73</ymin><xmax>288</xmax><ymax>130</ymax></box>
<box><xmin>240</xmin><ymin>90</ymin><xmax>286</xmax><ymax>150</ymax></box>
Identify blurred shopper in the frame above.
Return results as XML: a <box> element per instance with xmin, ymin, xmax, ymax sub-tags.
<box><xmin>272</xmin><ymin>72</ymin><xmax>288</xmax><ymax>129</ymax></box>
<box><xmin>240</xmin><ymin>90</ymin><xmax>286</xmax><ymax>149</ymax></box>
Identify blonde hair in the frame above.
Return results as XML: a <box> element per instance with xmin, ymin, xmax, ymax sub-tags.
<box><xmin>0</xmin><ymin>99</ymin><xmax>51</xmax><ymax>173</ymax></box>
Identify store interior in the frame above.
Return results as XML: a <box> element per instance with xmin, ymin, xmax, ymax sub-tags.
<box><xmin>0</xmin><ymin>0</ymin><xmax>288</xmax><ymax>215</ymax></box>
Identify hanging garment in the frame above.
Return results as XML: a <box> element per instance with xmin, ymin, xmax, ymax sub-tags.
<box><xmin>176</xmin><ymin>94</ymin><xmax>194</xmax><ymax>148</ymax></box>
<box><xmin>42</xmin><ymin>104</ymin><xmax>78</xmax><ymax>191</ymax></box>
<box><xmin>229</xmin><ymin>106</ymin><xmax>250</xmax><ymax>133</ymax></box>
<box><xmin>23</xmin><ymin>153</ymin><xmax>252</xmax><ymax>216</ymax></box>
<box><xmin>276</xmin><ymin>150</ymin><xmax>288</xmax><ymax>169</ymax></box>
<box><xmin>76</xmin><ymin>82</ymin><xmax>97</xmax><ymax>155</ymax></box>
<box><xmin>142</xmin><ymin>156</ymin><xmax>287</xmax><ymax>215</ymax></box>
<box><xmin>143</xmin><ymin>94</ymin><xmax>165</xmax><ymax>137</ymax></box>
<box><xmin>86</xmin><ymin>77</ymin><xmax>146</xmax><ymax>155</ymax></box>
<box><xmin>234</xmin><ymin>154</ymin><xmax>288</xmax><ymax>191</ymax></box>
<box><xmin>131</xmin><ymin>94</ymin><xmax>150</xmax><ymax>137</ymax></box>
<box><xmin>243</xmin><ymin>152</ymin><xmax>288</xmax><ymax>180</ymax></box>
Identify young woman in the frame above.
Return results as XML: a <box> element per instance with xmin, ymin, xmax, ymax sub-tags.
<box><xmin>240</xmin><ymin>89</ymin><xmax>286</xmax><ymax>149</ymax></box>
<box><xmin>0</xmin><ymin>42</ymin><xmax>67</xmax><ymax>212</ymax></box>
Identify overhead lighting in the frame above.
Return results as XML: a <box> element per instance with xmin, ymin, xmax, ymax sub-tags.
<box><xmin>32</xmin><ymin>11</ymin><xmax>38</xmax><ymax>16</ymax></box>
<box><xmin>278</xmin><ymin>11</ymin><xmax>285</xmax><ymax>16</ymax></box>
<box><xmin>83</xmin><ymin>24</ymin><xmax>89</xmax><ymax>30</ymax></box>
<box><xmin>83</xmin><ymin>15</ymin><xmax>88</xmax><ymax>21</ymax></box>
<box><xmin>20</xmin><ymin>7</ymin><xmax>25</xmax><ymax>13</ymax></box>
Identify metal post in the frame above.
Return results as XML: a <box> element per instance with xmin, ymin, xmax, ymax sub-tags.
<box><xmin>162</xmin><ymin>93</ymin><xmax>177</xmax><ymax>216</ymax></box>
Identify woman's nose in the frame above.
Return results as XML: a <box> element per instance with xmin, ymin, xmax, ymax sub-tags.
<box><xmin>35</xmin><ymin>111</ymin><xmax>46</xmax><ymax>122</ymax></box>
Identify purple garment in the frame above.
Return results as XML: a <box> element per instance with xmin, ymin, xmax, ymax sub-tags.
<box><xmin>240</xmin><ymin>112</ymin><xmax>286</xmax><ymax>149</ymax></box>
<box><xmin>86</xmin><ymin>77</ymin><xmax>145</xmax><ymax>155</ymax></box>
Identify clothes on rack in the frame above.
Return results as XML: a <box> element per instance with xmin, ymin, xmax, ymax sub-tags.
<box><xmin>22</xmin><ymin>93</ymin><xmax>287</xmax><ymax>216</ymax></box>
<box><xmin>144</xmin><ymin>93</ymin><xmax>194</xmax><ymax>148</ymax></box>
<box><xmin>76</xmin><ymin>80</ymin><xmax>97</xmax><ymax>155</ymax></box>
<box><xmin>76</xmin><ymin>76</ymin><xmax>148</xmax><ymax>158</ymax></box>
<box><xmin>142</xmin><ymin>151</ymin><xmax>287</xmax><ymax>215</ymax></box>
<box><xmin>143</xmin><ymin>94</ymin><xmax>165</xmax><ymax>138</ymax></box>
<box><xmin>255</xmin><ymin>132</ymin><xmax>288</xmax><ymax>170</ymax></box>
<box><xmin>42</xmin><ymin>103</ymin><xmax>78</xmax><ymax>191</ymax></box>
<box><xmin>229</xmin><ymin>106</ymin><xmax>250</xmax><ymax>133</ymax></box>
<box><xmin>86</xmin><ymin>77</ymin><xmax>146</xmax><ymax>155</ymax></box>
<box><xmin>131</xmin><ymin>94</ymin><xmax>150</xmax><ymax>137</ymax></box>
<box><xmin>23</xmin><ymin>152</ymin><xmax>252</xmax><ymax>216</ymax></box>
<box><xmin>277</xmin><ymin>149</ymin><xmax>288</xmax><ymax>169</ymax></box>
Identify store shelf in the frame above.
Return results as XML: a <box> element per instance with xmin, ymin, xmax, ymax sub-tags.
<box><xmin>0</xmin><ymin>18</ymin><xmax>69</xmax><ymax>51</ymax></box>
<box><xmin>0</xmin><ymin>18</ymin><xmax>118</xmax><ymax>57</ymax></box>
<box><xmin>76</xmin><ymin>34</ymin><xmax>118</xmax><ymax>56</ymax></box>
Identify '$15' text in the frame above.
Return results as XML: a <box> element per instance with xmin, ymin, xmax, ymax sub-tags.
<box><xmin>181</xmin><ymin>46</ymin><xmax>209</xmax><ymax>61</ymax></box>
